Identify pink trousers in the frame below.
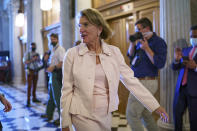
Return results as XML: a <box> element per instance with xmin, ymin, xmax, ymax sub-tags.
<box><xmin>72</xmin><ymin>95</ymin><xmax>111</xmax><ymax>131</ymax></box>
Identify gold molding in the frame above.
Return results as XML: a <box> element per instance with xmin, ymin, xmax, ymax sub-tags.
<box><xmin>104</xmin><ymin>2</ymin><xmax>159</xmax><ymax>20</ymax></box>
<box><xmin>105</xmin><ymin>10</ymin><xmax>133</xmax><ymax>21</ymax></box>
<box><xmin>134</xmin><ymin>0</ymin><xmax>159</xmax><ymax>8</ymax></box>
<box><xmin>134</xmin><ymin>1</ymin><xmax>159</xmax><ymax>12</ymax></box>
<box><xmin>96</xmin><ymin>0</ymin><xmax>132</xmax><ymax>11</ymax></box>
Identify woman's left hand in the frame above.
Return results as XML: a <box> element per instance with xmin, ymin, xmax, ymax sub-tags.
<box><xmin>155</xmin><ymin>106</ymin><xmax>169</xmax><ymax>123</ymax></box>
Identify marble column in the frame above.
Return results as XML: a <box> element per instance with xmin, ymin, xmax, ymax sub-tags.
<box><xmin>26</xmin><ymin>0</ymin><xmax>33</xmax><ymax>49</ymax></box>
<box><xmin>7</xmin><ymin>1</ymin><xmax>14</xmax><ymax>82</ymax></box>
<box><xmin>0</xmin><ymin>8</ymin><xmax>3</xmax><ymax>50</ymax></box>
<box><xmin>158</xmin><ymin>0</ymin><xmax>191</xmax><ymax>131</ymax></box>
<box><xmin>75</xmin><ymin>0</ymin><xmax>92</xmax><ymax>41</ymax></box>
<box><xmin>9</xmin><ymin>0</ymin><xmax>23</xmax><ymax>85</ymax></box>
<box><xmin>32</xmin><ymin>0</ymin><xmax>44</xmax><ymax>87</ymax></box>
<box><xmin>60</xmin><ymin>0</ymin><xmax>73</xmax><ymax>50</ymax></box>
<box><xmin>1</xmin><ymin>11</ymin><xmax>10</xmax><ymax>50</ymax></box>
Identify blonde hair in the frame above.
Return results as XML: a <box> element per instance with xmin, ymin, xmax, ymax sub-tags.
<box><xmin>80</xmin><ymin>8</ymin><xmax>112</xmax><ymax>40</ymax></box>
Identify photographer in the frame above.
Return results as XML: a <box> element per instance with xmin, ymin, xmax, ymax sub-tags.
<box><xmin>23</xmin><ymin>42</ymin><xmax>42</xmax><ymax>107</ymax></box>
<box><xmin>126</xmin><ymin>17</ymin><xmax>167</xmax><ymax>131</ymax></box>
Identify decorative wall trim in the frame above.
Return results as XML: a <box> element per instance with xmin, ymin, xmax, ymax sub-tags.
<box><xmin>96</xmin><ymin>0</ymin><xmax>131</xmax><ymax>11</ymax></box>
<box><xmin>41</xmin><ymin>22</ymin><xmax>60</xmax><ymax>32</ymax></box>
<box><xmin>100</xmin><ymin>1</ymin><xmax>159</xmax><ymax>20</ymax></box>
<box><xmin>134</xmin><ymin>0</ymin><xmax>158</xmax><ymax>8</ymax></box>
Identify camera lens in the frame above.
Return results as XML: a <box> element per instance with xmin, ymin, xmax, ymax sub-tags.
<box><xmin>129</xmin><ymin>32</ymin><xmax>143</xmax><ymax>42</ymax></box>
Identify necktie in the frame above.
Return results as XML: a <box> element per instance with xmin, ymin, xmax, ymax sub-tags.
<box><xmin>182</xmin><ymin>47</ymin><xmax>197</xmax><ymax>85</ymax></box>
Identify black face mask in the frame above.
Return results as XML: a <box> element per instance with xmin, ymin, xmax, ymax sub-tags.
<box><xmin>51</xmin><ymin>42</ymin><xmax>57</xmax><ymax>47</ymax></box>
<box><xmin>32</xmin><ymin>48</ymin><xmax>36</xmax><ymax>52</ymax></box>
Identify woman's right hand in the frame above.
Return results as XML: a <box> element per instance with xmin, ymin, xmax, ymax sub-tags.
<box><xmin>62</xmin><ymin>127</ymin><xmax>70</xmax><ymax>131</ymax></box>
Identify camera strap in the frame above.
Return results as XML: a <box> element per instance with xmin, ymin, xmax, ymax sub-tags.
<box><xmin>131</xmin><ymin>55</ymin><xmax>138</xmax><ymax>66</ymax></box>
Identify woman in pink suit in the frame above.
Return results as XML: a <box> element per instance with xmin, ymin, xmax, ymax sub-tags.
<box><xmin>60</xmin><ymin>8</ymin><xmax>169</xmax><ymax>131</ymax></box>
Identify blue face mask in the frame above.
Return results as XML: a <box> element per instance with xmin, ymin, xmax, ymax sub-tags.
<box><xmin>190</xmin><ymin>38</ymin><xmax>197</xmax><ymax>47</ymax></box>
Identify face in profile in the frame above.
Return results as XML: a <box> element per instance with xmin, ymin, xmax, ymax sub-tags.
<box><xmin>79</xmin><ymin>16</ymin><xmax>101</xmax><ymax>44</ymax></box>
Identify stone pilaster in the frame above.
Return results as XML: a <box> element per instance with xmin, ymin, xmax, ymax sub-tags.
<box><xmin>1</xmin><ymin>10</ymin><xmax>10</xmax><ymax>50</ymax></box>
<box><xmin>9</xmin><ymin>0</ymin><xmax>23</xmax><ymax>85</ymax></box>
<box><xmin>26</xmin><ymin>0</ymin><xmax>32</xmax><ymax>49</ymax></box>
<box><xmin>159</xmin><ymin>0</ymin><xmax>191</xmax><ymax>130</ymax></box>
<box><xmin>30</xmin><ymin>0</ymin><xmax>45</xmax><ymax>87</ymax></box>
<box><xmin>60</xmin><ymin>0</ymin><xmax>73</xmax><ymax>50</ymax></box>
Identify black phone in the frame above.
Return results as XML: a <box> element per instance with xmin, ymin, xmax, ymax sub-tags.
<box><xmin>182</xmin><ymin>56</ymin><xmax>189</xmax><ymax>61</ymax></box>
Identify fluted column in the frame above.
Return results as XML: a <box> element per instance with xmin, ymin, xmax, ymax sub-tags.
<box><xmin>31</xmin><ymin>0</ymin><xmax>45</xmax><ymax>87</ymax></box>
<box><xmin>60</xmin><ymin>0</ymin><xmax>73</xmax><ymax>50</ymax></box>
<box><xmin>9</xmin><ymin>0</ymin><xmax>23</xmax><ymax>84</ymax></box>
<box><xmin>26</xmin><ymin>0</ymin><xmax>32</xmax><ymax>49</ymax></box>
<box><xmin>159</xmin><ymin>0</ymin><xmax>191</xmax><ymax>131</ymax></box>
<box><xmin>0</xmin><ymin>7</ymin><xmax>10</xmax><ymax>50</ymax></box>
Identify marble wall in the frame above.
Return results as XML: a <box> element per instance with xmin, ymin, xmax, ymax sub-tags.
<box><xmin>0</xmin><ymin>0</ymin><xmax>10</xmax><ymax>51</ymax></box>
<box><xmin>191</xmin><ymin>0</ymin><xmax>197</xmax><ymax>26</ymax></box>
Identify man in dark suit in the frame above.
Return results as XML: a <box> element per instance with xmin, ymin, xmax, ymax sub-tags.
<box><xmin>172</xmin><ymin>25</ymin><xmax>197</xmax><ymax>131</ymax></box>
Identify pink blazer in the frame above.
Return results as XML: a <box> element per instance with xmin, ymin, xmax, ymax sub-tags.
<box><xmin>60</xmin><ymin>41</ymin><xmax>160</xmax><ymax>128</ymax></box>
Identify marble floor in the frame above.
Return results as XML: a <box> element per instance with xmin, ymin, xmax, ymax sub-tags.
<box><xmin>0</xmin><ymin>83</ymin><xmax>131</xmax><ymax>131</ymax></box>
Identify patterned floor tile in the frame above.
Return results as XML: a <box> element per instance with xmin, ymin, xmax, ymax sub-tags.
<box><xmin>0</xmin><ymin>84</ymin><xmax>132</xmax><ymax>131</ymax></box>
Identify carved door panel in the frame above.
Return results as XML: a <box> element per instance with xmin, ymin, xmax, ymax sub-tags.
<box><xmin>107</xmin><ymin>16</ymin><xmax>135</xmax><ymax>114</ymax></box>
<box><xmin>93</xmin><ymin>0</ymin><xmax>106</xmax><ymax>8</ymax></box>
<box><xmin>139</xmin><ymin>7</ymin><xmax>160</xmax><ymax>34</ymax></box>
<box><xmin>93</xmin><ymin>0</ymin><xmax>119</xmax><ymax>8</ymax></box>
<box><xmin>125</xmin><ymin>17</ymin><xmax>135</xmax><ymax>65</ymax></box>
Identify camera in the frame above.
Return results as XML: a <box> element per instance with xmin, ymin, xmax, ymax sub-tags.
<box><xmin>129</xmin><ymin>32</ymin><xmax>143</xmax><ymax>42</ymax></box>
<box><xmin>182</xmin><ymin>56</ymin><xmax>189</xmax><ymax>61</ymax></box>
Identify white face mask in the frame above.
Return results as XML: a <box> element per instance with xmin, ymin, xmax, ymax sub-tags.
<box><xmin>190</xmin><ymin>38</ymin><xmax>197</xmax><ymax>47</ymax></box>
